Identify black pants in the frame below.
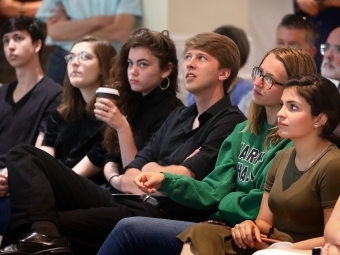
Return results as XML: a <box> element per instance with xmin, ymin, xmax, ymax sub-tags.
<box><xmin>5</xmin><ymin>145</ymin><xmax>170</xmax><ymax>254</ymax></box>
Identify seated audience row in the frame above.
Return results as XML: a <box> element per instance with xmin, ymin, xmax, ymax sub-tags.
<box><xmin>1</xmin><ymin>14</ymin><xmax>340</xmax><ymax>255</ymax></box>
<box><xmin>0</xmin><ymin>15</ymin><xmax>184</xmax><ymax>252</ymax></box>
<box><xmin>0</xmin><ymin>26</ymin><xmax>246</xmax><ymax>255</ymax></box>
<box><xmin>97</xmin><ymin>47</ymin><xmax>337</xmax><ymax>255</ymax></box>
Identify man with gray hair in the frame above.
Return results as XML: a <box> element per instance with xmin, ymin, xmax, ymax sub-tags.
<box><xmin>321</xmin><ymin>27</ymin><xmax>340</xmax><ymax>88</ymax></box>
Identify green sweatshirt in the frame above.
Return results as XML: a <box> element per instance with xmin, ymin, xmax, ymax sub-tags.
<box><xmin>159</xmin><ymin>120</ymin><xmax>293</xmax><ymax>226</ymax></box>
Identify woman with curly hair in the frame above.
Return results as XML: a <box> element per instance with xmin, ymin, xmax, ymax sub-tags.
<box><xmin>94</xmin><ymin>28</ymin><xmax>183</xmax><ymax>191</ymax></box>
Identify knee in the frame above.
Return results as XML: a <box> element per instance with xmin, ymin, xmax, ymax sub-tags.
<box><xmin>8</xmin><ymin>144</ymin><xmax>35</xmax><ymax>159</ymax></box>
<box><xmin>114</xmin><ymin>217</ymin><xmax>145</xmax><ymax>235</ymax></box>
<box><xmin>6</xmin><ymin>144</ymin><xmax>37</xmax><ymax>170</ymax></box>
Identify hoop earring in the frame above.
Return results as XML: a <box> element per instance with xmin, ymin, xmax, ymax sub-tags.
<box><xmin>159</xmin><ymin>77</ymin><xmax>170</xmax><ymax>90</ymax></box>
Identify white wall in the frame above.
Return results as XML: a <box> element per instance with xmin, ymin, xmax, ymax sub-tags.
<box><xmin>249</xmin><ymin>0</ymin><xmax>294</xmax><ymax>64</ymax></box>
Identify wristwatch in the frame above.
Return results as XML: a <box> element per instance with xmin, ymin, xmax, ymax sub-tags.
<box><xmin>312</xmin><ymin>247</ymin><xmax>322</xmax><ymax>255</ymax></box>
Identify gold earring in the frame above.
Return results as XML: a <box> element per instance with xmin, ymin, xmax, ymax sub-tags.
<box><xmin>159</xmin><ymin>77</ymin><xmax>170</xmax><ymax>90</ymax></box>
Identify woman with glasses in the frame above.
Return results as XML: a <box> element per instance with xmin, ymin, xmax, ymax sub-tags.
<box><xmin>95</xmin><ymin>45</ymin><xmax>317</xmax><ymax>255</ymax></box>
<box><xmin>0</xmin><ymin>35</ymin><xmax>115</xmax><ymax>250</ymax></box>
<box><xmin>39</xmin><ymin>35</ymin><xmax>116</xmax><ymax>184</ymax></box>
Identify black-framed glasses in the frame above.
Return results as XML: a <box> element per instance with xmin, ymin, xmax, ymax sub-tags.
<box><xmin>320</xmin><ymin>43</ymin><xmax>340</xmax><ymax>55</ymax></box>
<box><xmin>64</xmin><ymin>51</ymin><xmax>97</xmax><ymax>64</ymax></box>
<box><xmin>251</xmin><ymin>66</ymin><xmax>284</xmax><ymax>90</ymax></box>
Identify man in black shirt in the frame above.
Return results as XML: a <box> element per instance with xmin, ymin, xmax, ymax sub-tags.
<box><xmin>0</xmin><ymin>32</ymin><xmax>246</xmax><ymax>255</ymax></box>
<box><xmin>0</xmin><ymin>15</ymin><xmax>61</xmax><ymax>236</ymax></box>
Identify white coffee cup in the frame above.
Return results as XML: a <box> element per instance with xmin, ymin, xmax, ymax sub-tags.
<box><xmin>96</xmin><ymin>87</ymin><xmax>120</xmax><ymax>105</ymax></box>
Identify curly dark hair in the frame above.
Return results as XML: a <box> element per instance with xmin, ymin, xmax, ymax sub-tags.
<box><xmin>102</xmin><ymin>28</ymin><xmax>179</xmax><ymax>154</ymax></box>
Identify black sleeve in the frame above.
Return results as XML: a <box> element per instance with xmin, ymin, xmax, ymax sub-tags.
<box><xmin>41</xmin><ymin>110</ymin><xmax>62</xmax><ymax>147</ymax></box>
<box><xmin>181</xmin><ymin>110</ymin><xmax>246</xmax><ymax>180</ymax></box>
<box><xmin>86</xmin><ymin>138</ymin><xmax>109</xmax><ymax>168</ymax></box>
<box><xmin>38</xmin><ymin>90</ymin><xmax>62</xmax><ymax>133</ymax></box>
<box><xmin>125</xmin><ymin>108</ymin><xmax>180</xmax><ymax>170</ymax></box>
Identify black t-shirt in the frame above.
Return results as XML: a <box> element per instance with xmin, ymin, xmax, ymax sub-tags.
<box><xmin>0</xmin><ymin>76</ymin><xmax>62</xmax><ymax>168</ymax></box>
<box><xmin>103</xmin><ymin>86</ymin><xmax>183</xmax><ymax>167</ymax></box>
<box><xmin>42</xmin><ymin>110</ymin><xmax>107</xmax><ymax>168</ymax></box>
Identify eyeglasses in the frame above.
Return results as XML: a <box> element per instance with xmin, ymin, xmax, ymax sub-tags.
<box><xmin>251</xmin><ymin>66</ymin><xmax>285</xmax><ymax>89</ymax></box>
<box><xmin>320</xmin><ymin>43</ymin><xmax>340</xmax><ymax>55</ymax></box>
<box><xmin>64</xmin><ymin>51</ymin><xmax>97</xmax><ymax>63</ymax></box>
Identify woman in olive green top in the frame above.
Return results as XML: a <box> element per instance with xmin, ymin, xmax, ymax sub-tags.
<box><xmin>232</xmin><ymin>75</ymin><xmax>340</xmax><ymax>255</ymax></box>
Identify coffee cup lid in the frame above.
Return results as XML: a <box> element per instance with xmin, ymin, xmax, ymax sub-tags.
<box><xmin>96</xmin><ymin>87</ymin><xmax>120</xmax><ymax>96</ymax></box>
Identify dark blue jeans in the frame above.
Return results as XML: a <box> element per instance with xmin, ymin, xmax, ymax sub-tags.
<box><xmin>45</xmin><ymin>46</ymin><xmax>68</xmax><ymax>85</ymax></box>
<box><xmin>97</xmin><ymin>217</ymin><xmax>196</xmax><ymax>255</ymax></box>
<box><xmin>0</xmin><ymin>196</ymin><xmax>10</xmax><ymax>235</ymax></box>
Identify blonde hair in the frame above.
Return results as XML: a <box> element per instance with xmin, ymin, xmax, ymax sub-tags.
<box><xmin>184</xmin><ymin>32</ymin><xmax>240</xmax><ymax>93</ymax></box>
<box><xmin>247</xmin><ymin>46</ymin><xmax>317</xmax><ymax>148</ymax></box>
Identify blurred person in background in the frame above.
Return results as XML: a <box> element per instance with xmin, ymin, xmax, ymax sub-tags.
<box><xmin>294</xmin><ymin>0</ymin><xmax>340</xmax><ymax>71</ymax></box>
<box><xmin>35</xmin><ymin>0</ymin><xmax>142</xmax><ymax>85</ymax></box>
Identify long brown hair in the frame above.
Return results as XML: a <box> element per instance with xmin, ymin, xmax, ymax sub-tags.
<box><xmin>247</xmin><ymin>46</ymin><xmax>317</xmax><ymax>148</ymax></box>
<box><xmin>57</xmin><ymin>36</ymin><xmax>117</xmax><ymax>121</ymax></box>
<box><xmin>102</xmin><ymin>28</ymin><xmax>179</xmax><ymax>154</ymax></box>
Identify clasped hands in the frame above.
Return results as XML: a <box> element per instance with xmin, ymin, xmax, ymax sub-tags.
<box><xmin>231</xmin><ymin>220</ymin><xmax>279</xmax><ymax>250</ymax></box>
<box><xmin>134</xmin><ymin>148</ymin><xmax>201</xmax><ymax>193</ymax></box>
<box><xmin>134</xmin><ymin>163</ymin><xmax>165</xmax><ymax>193</ymax></box>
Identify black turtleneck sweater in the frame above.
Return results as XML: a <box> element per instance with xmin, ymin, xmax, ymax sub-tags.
<box><xmin>104</xmin><ymin>87</ymin><xmax>183</xmax><ymax>166</ymax></box>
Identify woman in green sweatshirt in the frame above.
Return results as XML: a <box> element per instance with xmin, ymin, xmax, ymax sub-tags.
<box><xmin>96</xmin><ymin>46</ymin><xmax>317</xmax><ymax>255</ymax></box>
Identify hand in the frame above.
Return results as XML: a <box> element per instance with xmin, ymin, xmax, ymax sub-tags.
<box><xmin>296</xmin><ymin>0</ymin><xmax>320</xmax><ymax>16</ymax></box>
<box><xmin>48</xmin><ymin>3</ymin><xmax>68</xmax><ymax>24</ymax></box>
<box><xmin>134</xmin><ymin>172</ymin><xmax>164</xmax><ymax>193</ymax></box>
<box><xmin>231</xmin><ymin>220</ymin><xmax>263</xmax><ymax>249</ymax></box>
<box><xmin>0</xmin><ymin>168</ymin><xmax>9</xmax><ymax>197</ymax></box>
<box><xmin>94</xmin><ymin>98</ymin><xmax>128</xmax><ymax>132</ymax></box>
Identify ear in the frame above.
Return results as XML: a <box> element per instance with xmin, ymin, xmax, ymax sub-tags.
<box><xmin>218</xmin><ymin>68</ymin><xmax>231</xmax><ymax>81</ymax></box>
<box><xmin>34</xmin><ymin>39</ymin><xmax>42</xmax><ymax>54</ymax></box>
<box><xmin>314</xmin><ymin>113</ymin><xmax>328</xmax><ymax>128</ymax></box>
<box><xmin>309</xmin><ymin>46</ymin><xmax>317</xmax><ymax>58</ymax></box>
<box><xmin>161</xmin><ymin>62</ymin><xmax>173</xmax><ymax>79</ymax></box>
